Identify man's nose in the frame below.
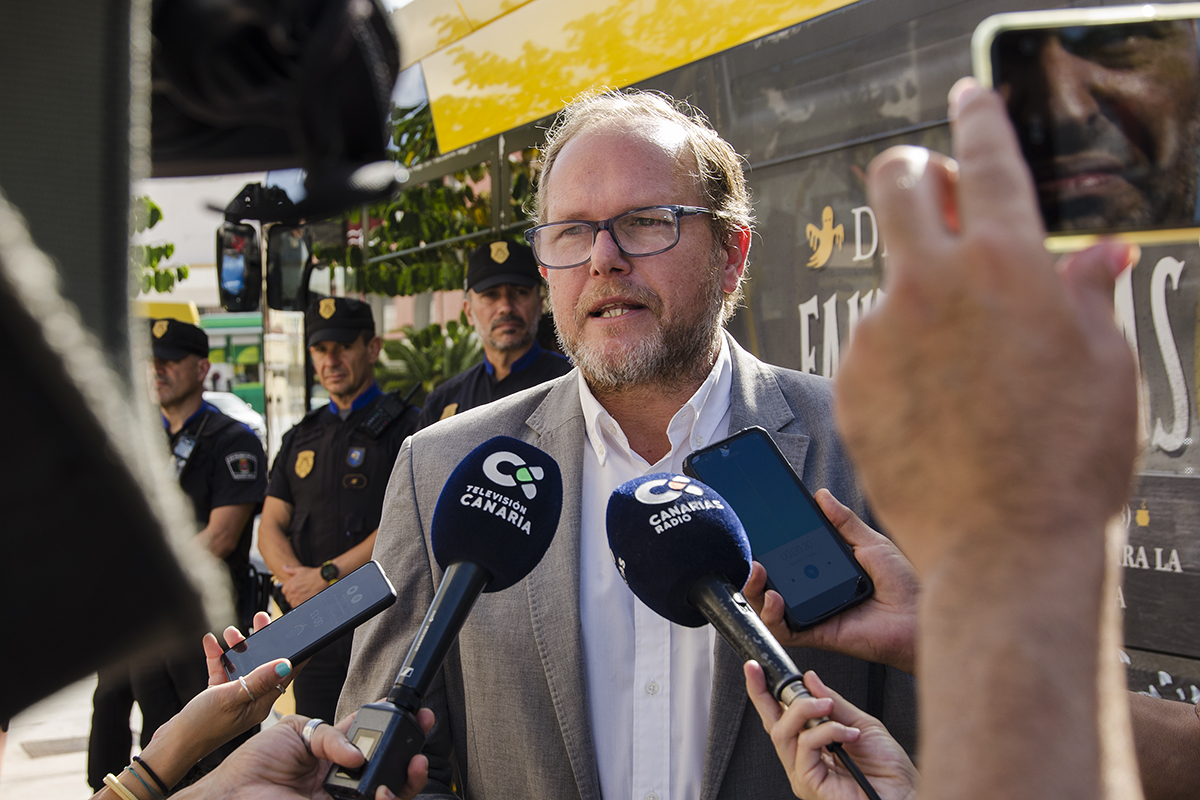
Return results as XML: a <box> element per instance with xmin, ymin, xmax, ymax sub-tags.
<box><xmin>590</xmin><ymin>227</ymin><xmax>631</xmax><ymax>276</ymax></box>
<box><xmin>1041</xmin><ymin>38</ymin><xmax>1102</xmax><ymax>128</ymax></box>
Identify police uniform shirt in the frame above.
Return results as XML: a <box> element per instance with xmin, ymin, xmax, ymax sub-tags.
<box><xmin>267</xmin><ymin>383</ymin><xmax>419</xmax><ymax>567</ymax></box>
<box><xmin>415</xmin><ymin>342</ymin><xmax>572</xmax><ymax>430</ymax></box>
<box><xmin>167</xmin><ymin>400</ymin><xmax>267</xmax><ymax>572</ymax></box>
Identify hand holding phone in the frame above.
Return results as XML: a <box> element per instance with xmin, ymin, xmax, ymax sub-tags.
<box><xmin>221</xmin><ymin>561</ymin><xmax>396</xmax><ymax>681</ymax></box>
<box><xmin>742</xmin><ymin>489</ymin><xmax>919</xmax><ymax>674</ymax></box>
<box><xmin>683</xmin><ymin>427</ymin><xmax>872</xmax><ymax>630</ymax></box>
<box><xmin>972</xmin><ymin>3</ymin><xmax>1200</xmax><ymax>248</ymax></box>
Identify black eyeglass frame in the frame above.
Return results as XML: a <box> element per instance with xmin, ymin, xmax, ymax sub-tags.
<box><xmin>523</xmin><ymin>205</ymin><xmax>712</xmax><ymax>269</ymax></box>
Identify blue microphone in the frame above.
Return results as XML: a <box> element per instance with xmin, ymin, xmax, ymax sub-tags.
<box><xmin>606</xmin><ymin>473</ymin><xmax>814</xmax><ymax>708</ymax></box>
<box><xmin>326</xmin><ymin>437</ymin><xmax>562</xmax><ymax>800</ymax></box>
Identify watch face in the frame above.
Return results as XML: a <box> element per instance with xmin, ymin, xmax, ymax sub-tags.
<box><xmin>321</xmin><ymin>562</ymin><xmax>338</xmax><ymax>582</ymax></box>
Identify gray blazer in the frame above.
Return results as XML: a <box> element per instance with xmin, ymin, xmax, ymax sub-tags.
<box><xmin>339</xmin><ymin>334</ymin><xmax>916</xmax><ymax>799</ymax></box>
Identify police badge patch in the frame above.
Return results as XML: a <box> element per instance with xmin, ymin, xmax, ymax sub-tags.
<box><xmin>225</xmin><ymin>452</ymin><xmax>259</xmax><ymax>481</ymax></box>
<box><xmin>347</xmin><ymin>447</ymin><xmax>365</xmax><ymax>467</ymax></box>
<box><xmin>319</xmin><ymin>297</ymin><xmax>337</xmax><ymax>319</ymax></box>
<box><xmin>295</xmin><ymin>450</ymin><xmax>315</xmax><ymax>478</ymax></box>
<box><xmin>490</xmin><ymin>241</ymin><xmax>510</xmax><ymax>263</ymax></box>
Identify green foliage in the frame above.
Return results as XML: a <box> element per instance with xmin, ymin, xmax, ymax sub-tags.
<box><xmin>374</xmin><ymin>314</ymin><xmax>483</xmax><ymax>406</ymax></box>
<box><xmin>338</xmin><ymin>103</ymin><xmax>537</xmax><ymax>297</ymax></box>
<box><xmin>131</xmin><ymin>196</ymin><xmax>189</xmax><ymax>295</ymax></box>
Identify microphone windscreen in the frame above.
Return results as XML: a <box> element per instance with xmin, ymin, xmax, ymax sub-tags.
<box><xmin>606</xmin><ymin>473</ymin><xmax>751</xmax><ymax>627</ymax></box>
<box><xmin>431</xmin><ymin>436</ymin><xmax>562</xmax><ymax>592</ymax></box>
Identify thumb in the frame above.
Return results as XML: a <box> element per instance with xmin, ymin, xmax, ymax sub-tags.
<box><xmin>1057</xmin><ymin>240</ymin><xmax>1138</xmax><ymax>339</ymax></box>
<box><xmin>244</xmin><ymin>659</ymin><xmax>292</xmax><ymax>701</ymax></box>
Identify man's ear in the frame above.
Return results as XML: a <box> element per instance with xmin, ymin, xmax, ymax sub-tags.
<box><xmin>722</xmin><ymin>227</ymin><xmax>751</xmax><ymax>293</ymax></box>
<box><xmin>462</xmin><ymin>295</ymin><xmax>477</xmax><ymax>328</ymax></box>
<box><xmin>197</xmin><ymin>357</ymin><xmax>212</xmax><ymax>383</ymax></box>
<box><xmin>367</xmin><ymin>335</ymin><xmax>383</xmax><ymax>363</ymax></box>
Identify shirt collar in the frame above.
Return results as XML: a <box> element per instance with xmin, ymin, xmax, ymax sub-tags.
<box><xmin>329</xmin><ymin>382</ymin><xmax>382</xmax><ymax>415</ymax></box>
<box><xmin>578</xmin><ymin>335</ymin><xmax>732</xmax><ymax>469</ymax></box>
<box><xmin>483</xmin><ymin>341</ymin><xmax>544</xmax><ymax>378</ymax></box>
<box><xmin>163</xmin><ymin>399</ymin><xmax>220</xmax><ymax>433</ymax></box>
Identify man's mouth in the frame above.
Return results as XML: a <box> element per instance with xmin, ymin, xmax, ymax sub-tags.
<box><xmin>590</xmin><ymin>302</ymin><xmax>643</xmax><ymax>319</ymax></box>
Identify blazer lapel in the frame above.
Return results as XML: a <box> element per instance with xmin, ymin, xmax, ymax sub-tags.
<box><xmin>522</xmin><ymin>376</ymin><xmax>604</xmax><ymax>800</ymax></box>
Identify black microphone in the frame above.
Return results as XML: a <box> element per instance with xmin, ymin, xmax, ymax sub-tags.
<box><xmin>325</xmin><ymin>437</ymin><xmax>562</xmax><ymax>800</ymax></box>
<box><xmin>605</xmin><ymin>473</ymin><xmax>815</xmax><ymax>706</ymax></box>
<box><xmin>605</xmin><ymin>473</ymin><xmax>883</xmax><ymax>800</ymax></box>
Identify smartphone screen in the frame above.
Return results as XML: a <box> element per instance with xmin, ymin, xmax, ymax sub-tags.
<box><xmin>222</xmin><ymin>560</ymin><xmax>396</xmax><ymax>679</ymax></box>
<box><xmin>972</xmin><ymin>5</ymin><xmax>1200</xmax><ymax>246</ymax></box>
<box><xmin>683</xmin><ymin>427</ymin><xmax>872</xmax><ymax>629</ymax></box>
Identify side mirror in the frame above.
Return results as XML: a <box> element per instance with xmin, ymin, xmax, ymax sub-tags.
<box><xmin>266</xmin><ymin>224</ymin><xmax>313</xmax><ymax>310</ymax></box>
<box><xmin>217</xmin><ymin>222</ymin><xmax>261</xmax><ymax>311</ymax></box>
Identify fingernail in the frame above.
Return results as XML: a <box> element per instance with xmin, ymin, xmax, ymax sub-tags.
<box><xmin>948</xmin><ymin>77</ymin><xmax>982</xmax><ymax>119</ymax></box>
<box><xmin>378</xmin><ymin>787</ymin><xmax>396</xmax><ymax>800</ymax></box>
<box><xmin>275</xmin><ymin>662</ymin><xmax>292</xmax><ymax>678</ymax></box>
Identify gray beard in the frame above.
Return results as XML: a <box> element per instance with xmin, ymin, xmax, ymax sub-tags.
<box><xmin>558</xmin><ymin>268</ymin><xmax>725</xmax><ymax>395</ymax></box>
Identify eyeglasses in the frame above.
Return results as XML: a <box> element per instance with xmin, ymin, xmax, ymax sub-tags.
<box><xmin>523</xmin><ymin>205</ymin><xmax>712</xmax><ymax>269</ymax></box>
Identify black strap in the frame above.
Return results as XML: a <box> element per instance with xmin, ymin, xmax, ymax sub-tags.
<box><xmin>173</xmin><ymin>411</ymin><xmax>211</xmax><ymax>480</ymax></box>
<box><xmin>356</xmin><ymin>388</ymin><xmax>415</xmax><ymax>440</ymax></box>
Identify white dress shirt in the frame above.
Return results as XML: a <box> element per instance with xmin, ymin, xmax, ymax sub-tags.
<box><xmin>578</xmin><ymin>336</ymin><xmax>733</xmax><ymax>800</ymax></box>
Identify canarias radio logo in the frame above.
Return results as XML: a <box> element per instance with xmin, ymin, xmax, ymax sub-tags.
<box><xmin>634</xmin><ymin>475</ymin><xmax>726</xmax><ymax>534</ymax></box>
<box><xmin>634</xmin><ymin>475</ymin><xmax>705</xmax><ymax>504</ymax></box>
<box><xmin>482</xmin><ymin>451</ymin><xmax>545</xmax><ymax>500</ymax></box>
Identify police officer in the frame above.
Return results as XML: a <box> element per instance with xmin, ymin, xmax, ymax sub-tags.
<box><xmin>258</xmin><ymin>296</ymin><xmax>419</xmax><ymax>721</ymax></box>
<box><xmin>119</xmin><ymin>318</ymin><xmax>267</xmax><ymax>783</ymax></box>
<box><xmin>415</xmin><ymin>240</ymin><xmax>571</xmax><ymax>429</ymax></box>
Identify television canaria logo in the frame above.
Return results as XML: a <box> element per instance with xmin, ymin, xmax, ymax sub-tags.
<box><xmin>482</xmin><ymin>451</ymin><xmax>544</xmax><ymax>500</ymax></box>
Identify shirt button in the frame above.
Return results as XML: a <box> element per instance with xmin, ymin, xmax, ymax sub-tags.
<box><xmin>646</xmin><ymin>681</ymin><xmax>660</xmax><ymax>695</ymax></box>
<box><xmin>692</xmin><ymin>434</ymin><xmax>704</xmax><ymax>447</ymax></box>
<box><xmin>647</xmin><ymin>792</ymin><xmax>660</xmax><ymax>800</ymax></box>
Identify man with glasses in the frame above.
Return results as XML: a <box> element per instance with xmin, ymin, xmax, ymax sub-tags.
<box><xmin>340</xmin><ymin>89</ymin><xmax>915</xmax><ymax>799</ymax></box>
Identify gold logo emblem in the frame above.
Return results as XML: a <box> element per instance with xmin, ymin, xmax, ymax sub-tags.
<box><xmin>490</xmin><ymin>241</ymin><xmax>510</xmax><ymax>263</ymax></box>
<box><xmin>439</xmin><ymin>403</ymin><xmax>459</xmax><ymax>420</ymax></box>
<box><xmin>295</xmin><ymin>450</ymin><xmax>315</xmax><ymax>479</ymax></box>
<box><xmin>805</xmin><ymin>206</ymin><xmax>844</xmax><ymax>269</ymax></box>
<box><xmin>152</xmin><ymin>320</ymin><xmax>169</xmax><ymax>338</ymax></box>
<box><xmin>319</xmin><ymin>298</ymin><xmax>337</xmax><ymax>319</ymax></box>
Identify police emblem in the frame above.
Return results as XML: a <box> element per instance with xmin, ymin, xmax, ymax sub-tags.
<box><xmin>347</xmin><ymin>447</ymin><xmax>365</xmax><ymax>467</ymax></box>
<box><xmin>319</xmin><ymin>297</ymin><xmax>337</xmax><ymax>319</ymax></box>
<box><xmin>490</xmin><ymin>241</ymin><xmax>510</xmax><ymax>263</ymax></box>
<box><xmin>343</xmin><ymin>474</ymin><xmax>367</xmax><ymax>489</ymax></box>
<box><xmin>295</xmin><ymin>449</ymin><xmax>315</xmax><ymax>478</ymax></box>
<box><xmin>225</xmin><ymin>452</ymin><xmax>259</xmax><ymax>481</ymax></box>
<box><xmin>152</xmin><ymin>320</ymin><xmax>169</xmax><ymax>338</ymax></box>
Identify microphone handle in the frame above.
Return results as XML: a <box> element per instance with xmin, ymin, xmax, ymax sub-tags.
<box><xmin>387</xmin><ymin>560</ymin><xmax>490</xmax><ymax>712</ymax></box>
<box><xmin>687</xmin><ymin>574</ymin><xmax>826</xmax><ymax>724</ymax></box>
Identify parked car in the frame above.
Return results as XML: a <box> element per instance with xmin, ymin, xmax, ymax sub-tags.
<box><xmin>204</xmin><ymin>391</ymin><xmax>267</xmax><ymax>448</ymax></box>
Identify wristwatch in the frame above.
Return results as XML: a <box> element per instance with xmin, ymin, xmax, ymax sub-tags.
<box><xmin>320</xmin><ymin>560</ymin><xmax>340</xmax><ymax>583</ymax></box>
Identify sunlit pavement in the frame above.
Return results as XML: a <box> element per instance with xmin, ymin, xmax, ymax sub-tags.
<box><xmin>0</xmin><ymin>673</ymin><xmax>292</xmax><ymax>800</ymax></box>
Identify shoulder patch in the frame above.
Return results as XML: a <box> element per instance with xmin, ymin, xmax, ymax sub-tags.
<box><xmin>225</xmin><ymin>452</ymin><xmax>259</xmax><ymax>481</ymax></box>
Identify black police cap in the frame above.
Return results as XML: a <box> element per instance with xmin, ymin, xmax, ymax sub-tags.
<box><xmin>150</xmin><ymin>318</ymin><xmax>209</xmax><ymax>360</ymax></box>
<box><xmin>466</xmin><ymin>240</ymin><xmax>540</xmax><ymax>293</ymax></box>
<box><xmin>305</xmin><ymin>296</ymin><xmax>375</xmax><ymax>347</ymax></box>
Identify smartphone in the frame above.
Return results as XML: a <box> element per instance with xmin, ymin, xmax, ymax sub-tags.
<box><xmin>972</xmin><ymin>4</ymin><xmax>1200</xmax><ymax>251</ymax></box>
<box><xmin>221</xmin><ymin>560</ymin><xmax>396</xmax><ymax>680</ymax></box>
<box><xmin>683</xmin><ymin>426</ymin><xmax>872</xmax><ymax>630</ymax></box>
